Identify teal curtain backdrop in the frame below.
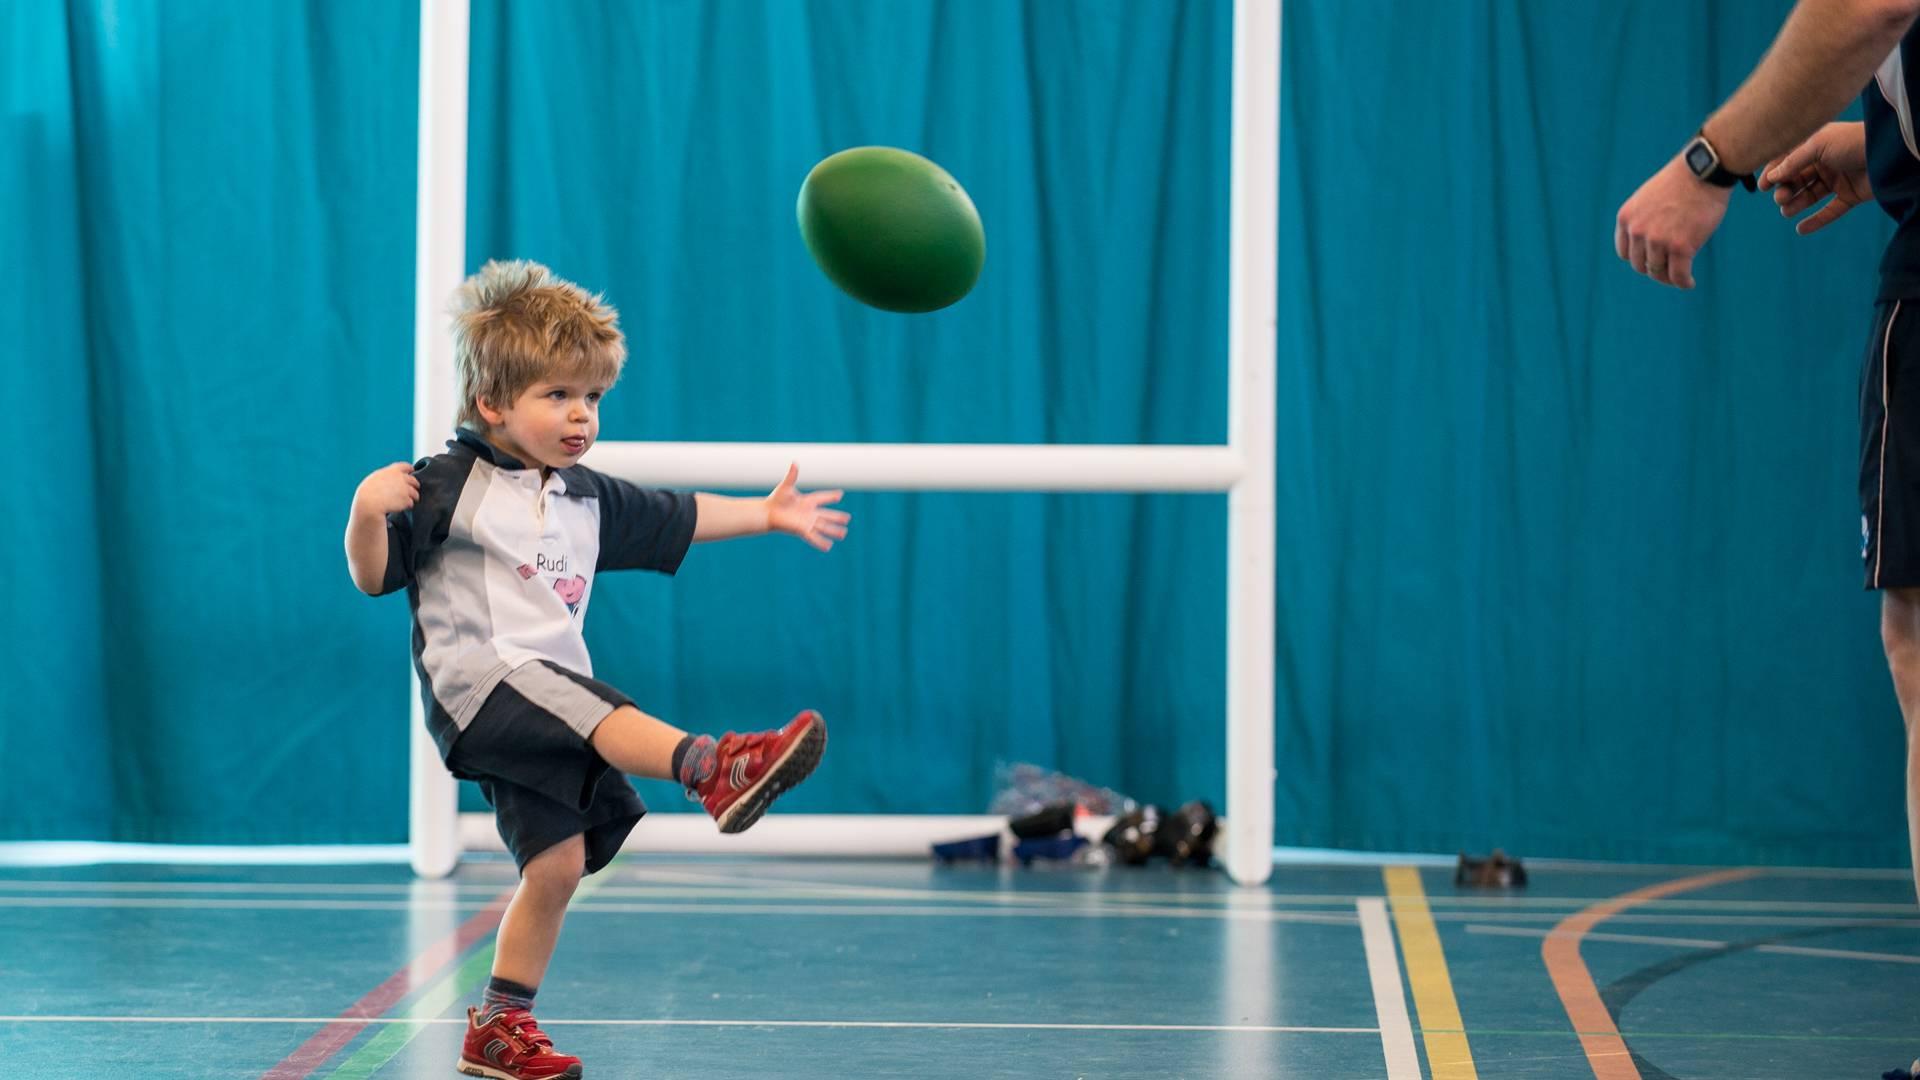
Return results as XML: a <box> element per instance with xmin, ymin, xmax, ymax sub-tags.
<box><xmin>1</xmin><ymin>0</ymin><xmax>1904</xmax><ymax>866</ymax></box>
<box><xmin>2</xmin><ymin>1</ymin><xmax>420</xmax><ymax>843</ymax></box>
<box><xmin>1276</xmin><ymin>0</ymin><xmax>1903</xmax><ymax>865</ymax></box>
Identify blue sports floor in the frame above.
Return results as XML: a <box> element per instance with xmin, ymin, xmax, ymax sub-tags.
<box><xmin>0</xmin><ymin>854</ymin><xmax>1914</xmax><ymax>1078</ymax></box>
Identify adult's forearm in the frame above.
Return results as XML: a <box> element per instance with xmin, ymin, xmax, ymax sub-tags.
<box><xmin>1704</xmin><ymin>0</ymin><xmax>1919</xmax><ymax>174</ymax></box>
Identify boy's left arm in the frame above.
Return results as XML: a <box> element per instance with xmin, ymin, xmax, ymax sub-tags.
<box><xmin>694</xmin><ymin>464</ymin><xmax>850</xmax><ymax>552</ymax></box>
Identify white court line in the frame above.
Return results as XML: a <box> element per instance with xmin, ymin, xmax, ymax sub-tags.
<box><xmin>625</xmin><ymin>866</ymin><xmax>1300</xmax><ymax>910</ymax></box>
<box><xmin>1520</xmin><ymin>861</ymin><xmax>1916</xmax><ymax>881</ymax></box>
<box><xmin>0</xmin><ymin>874</ymin><xmax>1326</xmax><ymax>911</ymax></box>
<box><xmin>0</xmin><ymin>843</ymin><xmax>412</xmax><ymax>867</ymax></box>
<box><xmin>2</xmin><ymin>873</ymin><xmax>1913</xmax><ymax>914</ymax></box>
<box><xmin>0</xmin><ymin>877</ymin><xmax>1912</xmax><ymax>916</ymax></box>
<box><xmin>0</xmin><ymin>842</ymin><xmax>1906</xmax><ymax>881</ymax></box>
<box><xmin>0</xmin><ymin>1015</ymin><xmax>1377</xmax><ymax>1034</ymax></box>
<box><xmin>622</xmin><ymin>866</ymin><xmax>1295</xmax><ymax>910</ymax></box>
<box><xmin>0</xmin><ymin>880</ymin><xmax>1232</xmax><ymax>905</ymax></box>
<box><xmin>1465</xmin><ymin>924</ymin><xmax>1920</xmax><ymax>965</ymax></box>
<box><xmin>1759</xmin><ymin>943</ymin><xmax>1920</xmax><ymax>964</ymax></box>
<box><xmin>12</xmin><ymin>893</ymin><xmax>1920</xmax><ymax>929</ymax></box>
<box><xmin>625</xmin><ymin>865</ymin><xmax>933</xmax><ymax>899</ymax></box>
<box><xmin>0</xmin><ymin>895</ymin><xmax>1358</xmax><ymax>924</ymax></box>
<box><xmin>1431</xmin><ymin>912</ymin><xmax>1920</xmax><ymax>928</ymax></box>
<box><xmin>2</xmin><ymin>875</ymin><xmax>1911</xmax><ymax>910</ymax></box>
<box><xmin>1468</xmin><ymin>925</ymin><xmax>1730</xmax><ymax>949</ymax></box>
<box><xmin>550</xmin><ymin>900</ymin><xmax>1353</xmax><ymax>925</ymax></box>
<box><xmin>0</xmin><ymin>874</ymin><xmax>1277</xmax><ymax>909</ymax></box>
<box><xmin>0</xmin><ymin>880</ymin><xmax>1144</xmax><ymax>903</ymax></box>
<box><xmin>10</xmin><ymin>893</ymin><xmax>1919</xmax><ymax>930</ymax></box>
<box><xmin>0</xmin><ymin>881</ymin><xmax>475</xmax><ymax>895</ymax></box>
<box><xmin>1356</xmin><ymin>899</ymin><xmax>1422</xmax><ymax>1079</ymax></box>
<box><xmin>0</xmin><ymin>878</ymin><xmax>1192</xmax><ymax>908</ymax></box>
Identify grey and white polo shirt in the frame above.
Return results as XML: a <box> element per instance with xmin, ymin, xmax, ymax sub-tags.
<box><xmin>377</xmin><ymin>427</ymin><xmax>697</xmax><ymax>758</ymax></box>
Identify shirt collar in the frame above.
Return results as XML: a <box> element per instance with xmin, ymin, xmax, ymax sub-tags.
<box><xmin>453</xmin><ymin>426</ymin><xmax>526</xmax><ymax>469</ymax></box>
<box><xmin>452</xmin><ymin>427</ymin><xmax>596</xmax><ymax>496</ymax></box>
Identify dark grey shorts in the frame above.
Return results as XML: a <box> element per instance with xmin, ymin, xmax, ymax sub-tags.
<box><xmin>445</xmin><ymin>661</ymin><xmax>645</xmax><ymax>875</ymax></box>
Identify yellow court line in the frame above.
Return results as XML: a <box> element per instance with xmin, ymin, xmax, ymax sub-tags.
<box><xmin>1384</xmin><ymin>866</ymin><xmax>1478</xmax><ymax>1079</ymax></box>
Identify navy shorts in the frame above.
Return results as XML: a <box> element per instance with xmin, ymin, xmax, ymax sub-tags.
<box><xmin>1861</xmin><ymin>299</ymin><xmax>1920</xmax><ymax>590</ymax></box>
<box><xmin>445</xmin><ymin>661</ymin><xmax>645</xmax><ymax>875</ymax></box>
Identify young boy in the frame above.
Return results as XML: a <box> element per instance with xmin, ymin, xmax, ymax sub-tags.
<box><xmin>344</xmin><ymin>259</ymin><xmax>848</xmax><ymax>1080</ymax></box>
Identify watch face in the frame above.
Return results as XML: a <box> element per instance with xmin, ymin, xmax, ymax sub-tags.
<box><xmin>1686</xmin><ymin>143</ymin><xmax>1715</xmax><ymax>175</ymax></box>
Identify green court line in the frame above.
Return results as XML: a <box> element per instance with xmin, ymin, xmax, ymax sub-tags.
<box><xmin>318</xmin><ymin>858</ymin><xmax>625</xmax><ymax>1079</ymax></box>
<box><xmin>321</xmin><ymin>942</ymin><xmax>500</xmax><ymax>1080</ymax></box>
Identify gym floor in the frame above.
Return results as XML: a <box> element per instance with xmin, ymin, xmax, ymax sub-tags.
<box><xmin>0</xmin><ymin>854</ymin><xmax>1913</xmax><ymax>1078</ymax></box>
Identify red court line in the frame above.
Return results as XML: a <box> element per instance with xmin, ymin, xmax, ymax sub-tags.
<box><xmin>259</xmin><ymin>885</ymin><xmax>516</xmax><ymax>1080</ymax></box>
<box><xmin>1541</xmin><ymin>867</ymin><xmax>1759</xmax><ymax>1080</ymax></box>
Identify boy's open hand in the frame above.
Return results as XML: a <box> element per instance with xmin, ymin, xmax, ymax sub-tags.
<box><xmin>354</xmin><ymin>462</ymin><xmax>419</xmax><ymax>518</ymax></box>
<box><xmin>765</xmin><ymin>464</ymin><xmax>850</xmax><ymax>552</ymax></box>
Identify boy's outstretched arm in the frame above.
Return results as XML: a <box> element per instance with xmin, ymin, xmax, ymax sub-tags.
<box><xmin>345</xmin><ymin>462</ymin><xmax>419</xmax><ymax>594</ymax></box>
<box><xmin>693</xmin><ymin>464</ymin><xmax>850</xmax><ymax>552</ymax></box>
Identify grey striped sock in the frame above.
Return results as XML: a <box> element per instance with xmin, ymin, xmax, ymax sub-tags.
<box><xmin>479</xmin><ymin>976</ymin><xmax>537</xmax><ymax>1023</ymax></box>
<box><xmin>676</xmin><ymin>734</ymin><xmax>718</xmax><ymax>791</ymax></box>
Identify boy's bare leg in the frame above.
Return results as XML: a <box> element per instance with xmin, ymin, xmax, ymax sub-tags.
<box><xmin>588</xmin><ymin>702</ymin><xmax>824</xmax><ymax>835</ymax></box>
<box><xmin>1880</xmin><ymin>589</ymin><xmax>1920</xmax><ymax>902</ymax></box>
<box><xmin>487</xmin><ymin>707</ymin><xmax>688</xmax><ymax>987</ymax></box>
<box><xmin>587</xmin><ymin>705</ymin><xmax>690</xmax><ymax>780</ymax></box>
<box><xmin>492</xmin><ymin>834</ymin><xmax>585</xmax><ymax>989</ymax></box>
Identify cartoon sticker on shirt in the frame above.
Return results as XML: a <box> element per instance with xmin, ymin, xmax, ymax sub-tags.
<box><xmin>524</xmin><ymin>552</ymin><xmax>586</xmax><ymax>615</ymax></box>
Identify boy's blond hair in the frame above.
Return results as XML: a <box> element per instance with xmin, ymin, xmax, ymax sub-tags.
<box><xmin>449</xmin><ymin>259</ymin><xmax>625</xmax><ymax>429</ymax></box>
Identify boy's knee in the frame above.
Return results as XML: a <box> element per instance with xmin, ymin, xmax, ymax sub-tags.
<box><xmin>521</xmin><ymin>836</ymin><xmax>586</xmax><ymax>898</ymax></box>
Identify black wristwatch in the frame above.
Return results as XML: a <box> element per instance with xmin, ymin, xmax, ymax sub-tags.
<box><xmin>1683</xmin><ymin>131</ymin><xmax>1757</xmax><ymax>191</ymax></box>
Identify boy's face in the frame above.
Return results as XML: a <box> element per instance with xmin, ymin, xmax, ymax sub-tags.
<box><xmin>477</xmin><ymin>379</ymin><xmax>606</xmax><ymax>471</ymax></box>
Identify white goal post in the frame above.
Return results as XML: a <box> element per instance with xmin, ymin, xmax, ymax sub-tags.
<box><xmin>411</xmin><ymin>0</ymin><xmax>1280</xmax><ymax>885</ymax></box>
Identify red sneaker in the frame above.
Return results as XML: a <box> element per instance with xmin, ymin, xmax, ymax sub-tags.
<box><xmin>693</xmin><ymin>710</ymin><xmax>827</xmax><ymax>834</ymax></box>
<box><xmin>457</xmin><ymin>1006</ymin><xmax>582</xmax><ymax>1080</ymax></box>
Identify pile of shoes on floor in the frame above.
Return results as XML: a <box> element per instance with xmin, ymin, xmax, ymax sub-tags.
<box><xmin>931</xmin><ymin>762</ymin><xmax>1220</xmax><ymax>869</ymax></box>
<box><xmin>1090</xmin><ymin>800</ymin><xmax>1218</xmax><ymax>868</ymax></box>
<box><xmin>932</xmin><ymin>798</ymin><xmax>1219</xmax><ymax>870</ymax></box>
